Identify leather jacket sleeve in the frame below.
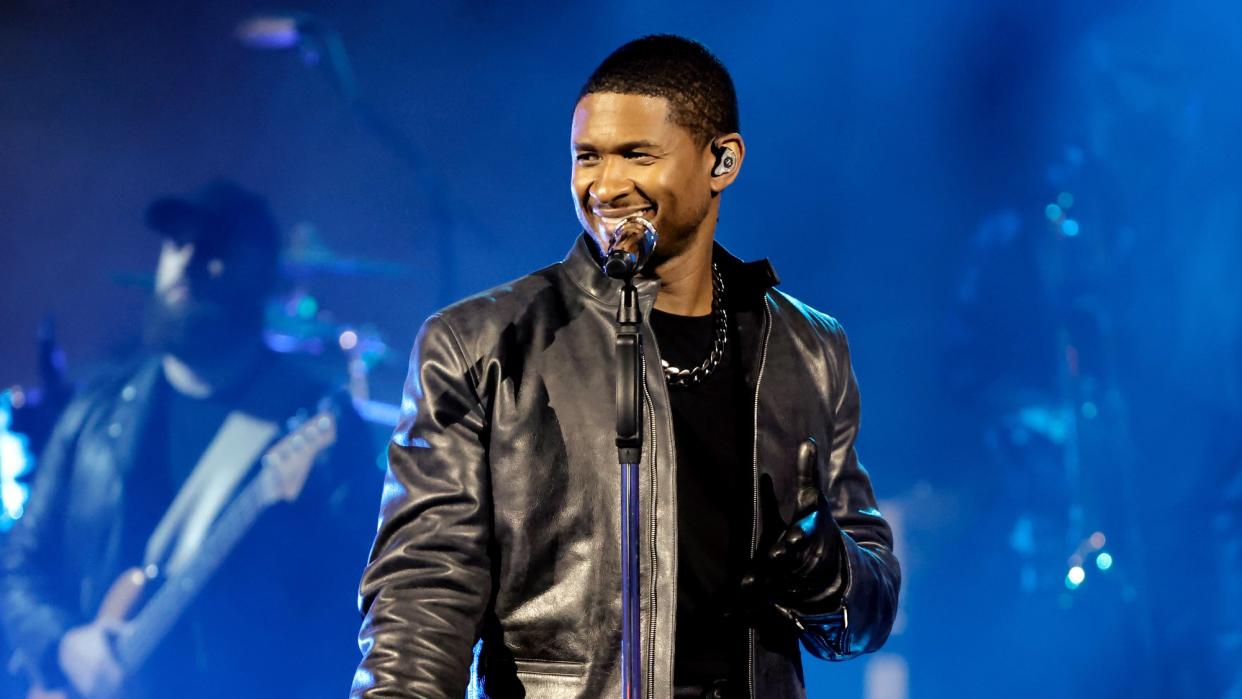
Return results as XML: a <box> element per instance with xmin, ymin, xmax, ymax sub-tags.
<box><xmin>0</xmin><ymin>394</ymin><xmax>90</xmax><ymax>688</ymax></box>
<box><xmin>352</xmin><ymin>314</ymin><xmax>493</xmax><ymax>698</ymax></box>
<box><xmin>792</xmin><ymin>322</ymin><xmax>901</xmax><ymax>661</ymax></box>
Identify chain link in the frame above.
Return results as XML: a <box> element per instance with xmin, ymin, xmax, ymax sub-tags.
<box><xmin>661</xmin><ymin>263</ymin><xmax>727</xmax><ymax>388</ymax></box>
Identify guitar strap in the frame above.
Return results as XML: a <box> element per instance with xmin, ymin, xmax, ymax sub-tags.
<box><xmin>143</xmin><ymin>411</ymin><xmax>279</xmax><ymax>577</ymax></box>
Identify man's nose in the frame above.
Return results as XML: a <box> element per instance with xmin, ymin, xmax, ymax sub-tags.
<box><xmin>590</xmin><ymin>157</ymin><xmax>634</xmax><ymax>205</ymax></box>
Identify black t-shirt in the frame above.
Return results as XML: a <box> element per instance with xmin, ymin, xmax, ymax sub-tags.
<box><xmin>650</xmin><ymin>299</ymin><xmax>754</xmax><ymax>686</ymax></box>
<box><xmin>166</xmin><ymin>384</ymin><xmax>237</xmax><ymax>492</ymax></box>
<box><xmin>118</xmin><ymin>376</ymin><xmax>246</xmax><ymax>572</ymax></box>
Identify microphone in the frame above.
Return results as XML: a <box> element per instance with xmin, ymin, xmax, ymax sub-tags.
<box><xmin>602</xmin><ymin>216</ymin><xmax>658</xmax><ymax>279</ymax></box>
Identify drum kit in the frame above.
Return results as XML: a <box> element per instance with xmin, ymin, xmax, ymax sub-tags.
<box><xmin>266</xmin><ymin>221</ymin><xmax>408</xmax><ymax>428</ymax></box>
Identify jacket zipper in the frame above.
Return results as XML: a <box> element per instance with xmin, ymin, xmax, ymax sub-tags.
<box><xmin>747</xmin><ymin>298</ymin><xmax>773</xmax><ymax>699</ymax></box>
<box><xmin>639</xmin><ymin>349</ymin><xmax>660</xmax><ymax>699</ymax></box>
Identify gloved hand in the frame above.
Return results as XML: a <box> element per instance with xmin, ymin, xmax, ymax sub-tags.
<box><xmin>736</xmin><ymin>438</ymin><xmax>847</xmax><ymax>628</ymax></box>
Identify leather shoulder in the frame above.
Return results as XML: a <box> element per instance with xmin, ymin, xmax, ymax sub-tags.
<box><xmin>768</xmin><ymin>289</ymin><xmax>850</xmax><ymax>352</ymax></box>
<box><xmin>430</xmin><ymin>262</ymin><xmax>571</xmax><ymax>360</ymax></box>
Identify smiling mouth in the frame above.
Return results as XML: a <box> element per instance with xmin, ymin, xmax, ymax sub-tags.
<box><xmin>594</xmin><ymin>207</ymin><xmax>653</xmax><ymax>230</ymax></box>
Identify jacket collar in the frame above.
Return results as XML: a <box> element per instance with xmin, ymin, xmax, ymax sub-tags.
<box><xmin>561</xmin><ymin>232</ymin><xmax>780</xmax><ymax>305</ymax></box>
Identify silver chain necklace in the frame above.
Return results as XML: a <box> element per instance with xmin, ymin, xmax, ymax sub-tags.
<box><xmin>661</xmin><ymin>263</ymin><xmax>727</xmax><ymax>388</ymax></box>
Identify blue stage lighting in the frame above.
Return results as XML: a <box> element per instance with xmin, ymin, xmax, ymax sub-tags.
<box><xmin>1066</xmin><ymin>565</ymin><xmax>1086</xmax><ymax>589</ymax></box>
<box><xmin>0</xmin><ymin>390</ymin><xmax>34</xmax><ymax>530</ymax></box>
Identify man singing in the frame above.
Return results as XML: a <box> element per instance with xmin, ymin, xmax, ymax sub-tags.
<box><xmin>353</xmin><ymin>35</ymin><xmax>900</xmax><ymax>698</ymax></box>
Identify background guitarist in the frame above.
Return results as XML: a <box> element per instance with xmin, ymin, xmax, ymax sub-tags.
<box><xmin>0</xmin><ymin>180</ymin><xmax>381</xmax><ymax>698</ymax></box>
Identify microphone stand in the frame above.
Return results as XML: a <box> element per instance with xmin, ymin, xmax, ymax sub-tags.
<box><xmin>605</xmin><ymin>218</ymin><xmax>656</xmax><ymax>698</ymax></box>
<box><xmin>614</xmin><ymin>273</ymin><xmax>644</xmax><ymax>699</ymax></box>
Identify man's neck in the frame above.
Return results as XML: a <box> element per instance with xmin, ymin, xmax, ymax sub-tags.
<box><xmin>162</xmin><ymin>340</ymin><xmax>264</xmax><ymax>399</ymax></box>
<box><xmin>652</xmin><ymin>226</ymin><xmax>716</xmax><ymax>317</ymax></box>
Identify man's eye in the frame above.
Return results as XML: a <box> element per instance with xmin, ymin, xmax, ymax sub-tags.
<box><xmin>575</xmin><ymin>153</ymin><xmax>599</xmax><ymax>163</ymax></box>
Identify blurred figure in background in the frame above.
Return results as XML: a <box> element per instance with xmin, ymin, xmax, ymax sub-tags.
<box><xmin>0</xmin><ymin>180</ymin><xmax>379</xmax><ymax>698</ymax></box>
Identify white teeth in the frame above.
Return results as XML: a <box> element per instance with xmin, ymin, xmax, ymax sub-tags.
<box><xmin>596</xmin><ymin>210</ymin><xmax>650</xmax><ymax>226</ymax></box>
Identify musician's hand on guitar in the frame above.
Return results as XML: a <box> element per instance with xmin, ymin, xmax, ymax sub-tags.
<box><xmin>58</xmin><ymin>621</ymin><xmax>123</xmax><ymax>699</ymax></box>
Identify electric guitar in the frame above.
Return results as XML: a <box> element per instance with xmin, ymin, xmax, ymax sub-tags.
<box><xmin>24</xmin><ymin>407</ymin><xmax>337</xmax><ymax>699</ymax></box>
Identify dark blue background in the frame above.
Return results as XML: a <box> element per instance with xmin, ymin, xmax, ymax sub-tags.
<box><xmin>2</xmin><ymin>1</ymin><xmax>1238</xmax><ymax>696</ymax></box>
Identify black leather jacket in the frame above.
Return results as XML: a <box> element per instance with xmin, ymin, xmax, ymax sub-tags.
<box><xmin>353</xmin><ymin>236</ymin><xmax>900</xmax><ymax>698</ymax></box>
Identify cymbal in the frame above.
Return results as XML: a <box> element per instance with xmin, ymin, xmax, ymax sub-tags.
<box><xmin>280</xmin><ymin>255</ymin><xmax>410</xmax><ymax>279</ymax></box>
<box><xmin>282</xmin><ymin>222</ymin><xmax>410</xmax><ymax>279</ymax></box>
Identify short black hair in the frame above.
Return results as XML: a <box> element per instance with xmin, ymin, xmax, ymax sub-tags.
<box><xmin>578</xmin><ymin>34</ymin><xmax>739</xmax><ymax>146</ymax></box>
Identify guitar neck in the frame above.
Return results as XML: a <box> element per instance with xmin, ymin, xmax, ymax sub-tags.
<box><xmin>115</xmin><ymin>475</ymin><xmax>270</xmax><ymax>672</ymax></box>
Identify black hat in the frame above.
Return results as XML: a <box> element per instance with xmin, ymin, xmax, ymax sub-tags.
<box><xmin>144</xmin><ymin>179</ymin><xmax>280</xmax><ymax>257</ymax></box>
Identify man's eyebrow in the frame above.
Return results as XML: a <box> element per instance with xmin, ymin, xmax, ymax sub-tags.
<box><xmin>573</xmin><ymin>140</ymin><xmax>660</xmax><ymax>152</ymax></box>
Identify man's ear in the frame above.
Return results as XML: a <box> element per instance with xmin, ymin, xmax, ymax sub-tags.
<box><xmin>708</xmin><ymin>133</ymin><xmax>745</xmax><ymax>194</ymax></box>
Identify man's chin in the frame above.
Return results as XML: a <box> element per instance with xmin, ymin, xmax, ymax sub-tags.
<box><xmin>649</xmin><ymin>229</ymin><xmax>696</xmax><ymax>265</ymax></box>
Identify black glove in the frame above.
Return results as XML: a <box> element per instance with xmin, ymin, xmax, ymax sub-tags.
<box><xmin>736</xmin><ymin>438</ymin><xmax>847</xmax><ymax>629</ymax></box>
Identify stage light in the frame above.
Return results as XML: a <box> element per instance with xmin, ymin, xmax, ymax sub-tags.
<box><xmin>297</xmin><ymin>295</ymin><xmax>319</xmax><ymax>319</ymax></box>
<box><xmin>1061</xmin><ymin>219</ymin><xmax>1080</xmax><ymax>237</ymax></box>
<box><xmin>339</xmin><ymin>329</ymin><xmax>359</xmax><ymax>350</ymax></box>
<box><xmin>0</xmin><ymin>392</ymin><xmax>33</xmax><ymax>528</ymax></box>
<box><xmin>1096</xmin><ymin>552</ymin><xmax>1113</xmax><ymax>571</ymax></box>
<box><xmin>237</xmin><ymin>16</ymin><xmax>302</xmax><ymax>49</ymax></box>
<box><xmin>0</xmin><ymin>435</ymin><xmax>27</xmax><ymax>480</ymax></box>
<box><xmin>1081</xmin><ymin>401</ymin><xmax>1098</xmax><ymax>419</ymax></box>
<box><xmin>1045</xmin><ymin>203</ymin><xmax>1063</xmax><ymax>222</ymax></box>
<box><xmin>1066</xmin><ymin>566</ymin><xmax>1086</xmax><ymax>589</ymax></box>
<box><xmin>1089</xmin><ymin>531</ymin><xmax>1106</xmax><ymax>549</ymax></box>
<box><xmin>1057</xmin><ymin>192</ymin><xmax>1075</xmax><ymax>209</ymax></box>
<box><xmin>1</xmin><ymin>481</ymin><xmax>27</xmax><ymax>520</ymax></box>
